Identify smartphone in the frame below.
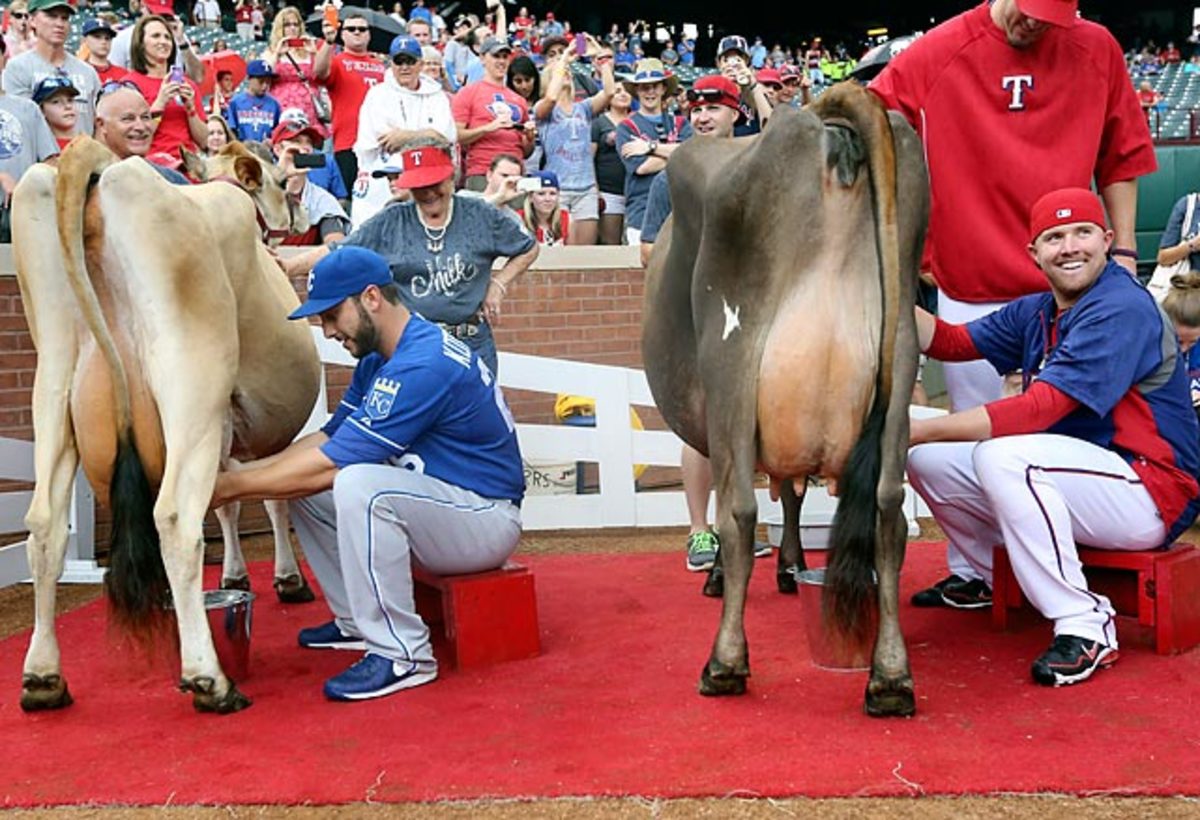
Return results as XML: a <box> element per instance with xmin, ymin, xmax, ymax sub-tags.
<box><xmin>515</xmin><ymin>177</ymin><xmax>542</xmax><ymax>193</ymax></box>
<box><xmin>285</xmin><ymin>37</ymin><xmax>309</xmax><ymax>48</ymax></box>
<box><xmin>168</xmin><ymin>65</ymin><xmax>184</xmax><ymax>85</ymax></box>
<box><xmin>574</xmin><ymin>32</ymin><xmax>587</xmax><ymax>57</ymax></box>
<box><xmin>292</xmin><ymin>152</ymin><xmax>326</xmax><ymax>168</ymax></box>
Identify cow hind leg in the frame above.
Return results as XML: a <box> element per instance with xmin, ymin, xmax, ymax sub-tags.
<box><xmin>157</xmin><ymin>440</ymin><xmax>250</xmax><ymax>714</ymax></box>
<box><xmin>266</xmin><ymin>498</ymin><xmax>314</xmax><ymax>603</ymax></box>
<box><xmin>215</xmin><ymin>500</ymin><xmax>250</xmax><ymax>591</ymax></box>
<box><xmin>699</xmin><ymin>434</ymin><xmax>757</xmax><ymax>696</ymax></box>
<box><xmin>776</xmin><ymin>481</ymin><xmax>807</xmax><ymax>595</ymax></box>
<box><xmin>21</xmin><ymin>433</ymin><xmax>80</xmax><ymax>711</ymax></box>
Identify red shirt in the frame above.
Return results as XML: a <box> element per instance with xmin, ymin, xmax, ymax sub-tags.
<box><xmin>235</xmin><ymin>5</ymin><xmax>253</xmax><ymax>23</ymax></box>
<box><xmin>451</xmin><ymin>79</ymin><xmax>529</xmax><ymax>177</ymax></box>
<box><xmin>127</xmin><ymin>71</ymin><xmax>205</xmax><ymax>158</ymax></box>
<box><xmin>869</xmin><ymin>3</ymin><xmax>1156</xmax><ymax>304</ymax></box>
<box><xmin>93</xmin><ymin>63</ymin><xmax>129</xmax><ymax>84</ymax></box>
<box><xmin>322</xmin><ymin>50</ymin><xmax>386</xmax><ymax>152</ymax></box>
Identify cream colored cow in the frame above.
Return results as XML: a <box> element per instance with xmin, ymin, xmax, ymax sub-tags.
<box><xmin>15</xmin><ymin>138</ymin><xmax>321</xmax><ymax>713</ymax></box>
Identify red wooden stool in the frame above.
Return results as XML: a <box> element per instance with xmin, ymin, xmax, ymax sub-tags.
<box><xmin>991</xmin><ymin>543</ymin><xmax>1200</xmax><ymax>655</ymax></box>
<box><xmin>412</xmin><ymin>561</ymin><xmax>541</xmax><ymax>669</ymax></box>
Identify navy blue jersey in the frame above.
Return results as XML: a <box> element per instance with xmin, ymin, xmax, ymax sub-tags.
<box><xmin>968</xmin><ymin>262</ymin><xmax>1200</xmax><ymax>541</ymax></box>
<box><xmin>321</xmin><ymin>317</ymin><xmax>525</xmax><ymax>504</ymax></box>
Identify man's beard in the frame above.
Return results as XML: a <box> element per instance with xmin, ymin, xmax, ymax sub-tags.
<box><xmin>351</xmin><ymin>299</ymin><xmax>382</xmax><ymax>357</ymax></box>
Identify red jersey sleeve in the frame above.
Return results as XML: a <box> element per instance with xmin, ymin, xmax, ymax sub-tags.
<box><xmin>985</xmin><ymin>380</ymin><xmax>1079</xmax><ymax>437</ymax></box>
<box><xmin>926</xmin><ymin>317</ymin><xmax>980</xmax><ymax>361</ymax></box>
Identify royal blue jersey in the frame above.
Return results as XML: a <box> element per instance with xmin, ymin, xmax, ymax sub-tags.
<box><xmin>321</xmin><ymin>317</ymin><xmax>525</xmax><ymax>504</ymax></box>
<box><xmin>968</xmin><ymin>262</ymin><xmax>1200</xmax><ymax>542</ymax></box>
<box><xmin>226</xmin><ymin>91</ymin><xmax>282</xmax><ymax>143</ymax></box>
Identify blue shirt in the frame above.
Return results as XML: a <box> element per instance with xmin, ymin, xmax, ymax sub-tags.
<box><xmin>321</xmin><ymin>317</ymin><xmax>525</xmax><ymax>503</ymax></box>
<box><xmin>537</xmin><ymin>100</ymin><xmax>596</xmax><ymax>191</ymax></box>
<box><xmin>615</xmin><ymin>111</ymin><xmax>691</xmax><ymax>231</ymax></box>
<box><xmin>640</xmin><ymin>170</ymin><xmax>671</xmax><ymax>244</ymax></box>
<box><xmin>226</xmin><ymin>91</ymin><xmax>281</xmax><ymax>143</ymax></box>
<box><xmin>306</xmin><ymin>152</ymin><xmax>349</xmax><ymax>200</ymax></box>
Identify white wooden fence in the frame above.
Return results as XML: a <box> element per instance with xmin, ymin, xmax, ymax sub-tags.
<box><xmin>0</xmin><ymin>329</ymin><xmax>934</xmax><ymax>588</ymax></box>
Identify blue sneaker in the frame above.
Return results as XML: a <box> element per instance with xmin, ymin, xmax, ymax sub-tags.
<box><xmin>297</xmin><ymin>620</ymin><xmax>367</xmax><ymax>651</ymax></box>
<box><xmin>323</xmin><ymin>653</ymin><xmax>438</xmax><ymax>701</ymax></box>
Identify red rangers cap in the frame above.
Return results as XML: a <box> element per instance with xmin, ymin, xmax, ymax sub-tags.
<box><xmin>1028</xmin><ymin>187</ymin><xmax>1107</xmax><ymax>243</ymax></box>
<box><xmin>1015</xmin><ymin>0</ymin><xmax>1077</xmax><ymax>27</ymax></box>
<box><xmin>394</xmin><ymin>145</ymin><xmax>455</xmax><ymax>189</ymax></box>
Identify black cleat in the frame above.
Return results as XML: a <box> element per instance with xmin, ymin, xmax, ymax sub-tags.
<box><xmin>1031</xmin><ymin>635</ymin><xmax>1117</xmax><ymax>687</ymax></box>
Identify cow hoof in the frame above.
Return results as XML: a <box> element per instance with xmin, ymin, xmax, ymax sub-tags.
<box><xmin>221</xmin><ymin>576</ymin><xmax>251</xmax><ymax>592</ymax></box>
<box><xmin>702</xmin><ymin>566</ymin><xmax>724</xmax><ymax>598</ymax></box>
<box><xmin>698</xmin><ymin>659</ymin><xmax>748</xmax><ymax>696</ymax></box>
<box><xmin>776</xmin><ymin>566</ymin><xmax>799</xmax><ymax>595</ymax></box>
<box><xmin>864</xmin><ymin>675</ymin><xmax>916</xmax><ymax>718</ymax></box>
<box><xmin>274</xmin><ymin>573</ymin><xmax>316</xmax><ymax>604</ymax></box>
<box><xmin>20</xmin><ymin>673</ymin><xmax>73</xmax><ymax>711</ymax></box>
<box><xmin>181</xmin><ymin>676</ymin><xmax>252</xmax><ymax>714</ymax></box>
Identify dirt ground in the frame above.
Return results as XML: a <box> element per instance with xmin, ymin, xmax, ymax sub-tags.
<box><xmin>3</xmin><ymin>524</ymin><xmax>1197</xmax><ymax>818</ymax></box>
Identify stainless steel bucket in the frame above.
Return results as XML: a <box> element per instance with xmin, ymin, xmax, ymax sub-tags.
<box><xmin>796</xmin><ymin>567</ymin><xmax>876</xmax><ymax>672</ymax></box>
<box><xmin>203</xmin><ymin>589</ymin><xmax>255</xmax><ymax>681</ymax></box>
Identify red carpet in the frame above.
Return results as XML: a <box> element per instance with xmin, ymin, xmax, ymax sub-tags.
<box><xmin>2</xmin><ymin>542</ymin><xmax>1199</xmax><ymax>806</ymax></box>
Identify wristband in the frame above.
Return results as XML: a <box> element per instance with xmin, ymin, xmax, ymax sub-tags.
<box><xmin>1110</xmin><ymin>248</ymin><xmax>1138</xmax><ymax>260</ymax></box>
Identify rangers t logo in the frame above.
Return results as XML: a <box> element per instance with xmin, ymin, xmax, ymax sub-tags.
<box><xmin>366</xmin><ymin>377</ymin><xmax>401</xmax><ymax>420</ymax></box>
<box><xmin>1002</xmin><ymin>74</ymin><xmax>1033</xmax><ymax>110</ymax></box>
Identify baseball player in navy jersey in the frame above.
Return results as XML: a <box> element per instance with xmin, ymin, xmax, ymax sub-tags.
<box><xmin>212</xmin><ymin>246</ymin><xmax>524</xmax><ymax>701</ymax></box>
<box><xmin>907</xmin><ymin>188</ymin><xmax>1200</xmax><ymax>687</ymax></box>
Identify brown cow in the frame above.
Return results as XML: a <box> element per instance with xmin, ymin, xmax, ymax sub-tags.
<box><xmin>15</xmin><ymin>138</ymin><xmax>320</xmax><ymax>713</ymax></box>
<box><xmin>642</xmin><ymin>83</ymin><xmax>929</xmax><ymax>716</ymax></box>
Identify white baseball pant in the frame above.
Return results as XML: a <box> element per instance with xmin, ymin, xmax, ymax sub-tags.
<box><xmin>907</xmin><ymin>434</ymin><xmax>1166</xmax><ymax>648</ymax></box>
<box><xmin>290</xmin><ymin>464</ymin><xmax>522</xmax><ymax>669</ymax></box>
<box><xmin>934</xmin><ymin>291</ymin><xmax>1008</xmax><ymax>580</ymax></box>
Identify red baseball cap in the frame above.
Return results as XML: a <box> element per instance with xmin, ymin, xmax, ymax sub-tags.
<box><xmin>145</xmin><ymin>0</ymin><xmax>175</xmax><ymax>16</ymax></box>
<box><xmin>394</xmin><ymin>145</ymin><xmax>455</xmax><ymax>189</ymax></box>
<box><xmin>270</xmin><ymin>120</ymin><xmax>326</xmax><ymax>146</ymax></box>
<box><xmin>687</xmin><ymin>74</ymin><xmax>740</xmax><ymax>113</ymax></box>
<box><xmin>1015</xmin><ymin>0</ymin><xmax>1078</xmax><ymax>27</ymax></box>
<box><xmin>1028</xmin><ymin>187</ymin><xmax>1107</xmax><ymax>243</ymax></box>
<box><xmin>755</xmin><ymin>68</ymin><xmax>781</xmax><ymax>86</ymax></box>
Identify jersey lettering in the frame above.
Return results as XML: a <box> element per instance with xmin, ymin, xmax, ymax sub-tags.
<box><xmin>479</xmin><ymin>359</ymin><xmax>516</xmax><ymax>432</ymax></box>
<box><xmin>441</xmin><ymin>331</ymin><xmax>472</xmax><ymax>368</ymax></box>
<box><xmin>1002</xmin><ymin>74</ymin><xmax>1033</xmax><ymax>110</ymax></box>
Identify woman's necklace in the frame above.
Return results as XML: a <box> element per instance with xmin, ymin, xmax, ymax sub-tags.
<box><xmin>416</xmin><ymin>196</ymin><xmax>454</xmax><ymax>254</ymax></box>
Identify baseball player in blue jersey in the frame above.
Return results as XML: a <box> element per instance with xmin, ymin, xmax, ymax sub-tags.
<box><xmin>907</xmin><ymin>188</ymin><xmax>1200</xmax><ymax>687</ymax></box>
<box><xmin>212</xmin><ymin>246</ymin><xmax>525</xmax><ymax>701</ymax></box>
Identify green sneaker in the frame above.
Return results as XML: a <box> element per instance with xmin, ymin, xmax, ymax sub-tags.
<box><xmin>686</xmin><ymin>530</ymin><xmax>720</xmax><ymax>572</ymax></box>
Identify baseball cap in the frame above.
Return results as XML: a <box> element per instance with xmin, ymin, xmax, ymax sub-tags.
<box><xmin>27</xmin><ymin>0</ymin><xmax>75</xmax><ymax>13</ymax></box>
<box><xmin>716</xmin><ymin>34</ymin><xmax>749</xmax><ymax>60</ymax></box>
<box><xmin>144</xmin><ymin>0</ymin><xmax>175</xmax><ymax>16</ymax></box>
<box><xmin>686</xmin><ymin>74</ymin><xmax>740</xmax><ymax>112</ymax></box>
<box><xmin>539</xmin><ymin>34</ymin><xmax>568</xmax><ymax>53</ymax></box>
<box><xmin>82</xmin><ymin>18</ymin><xmax>117</xmax><ymax>36</ymax></box>
<box><xmin>393</xmin><ymin>144</ymin><xmax>455</xmax><ymax>189</ymax></box>
<box><xmin>779</xmin><ymin>63</ymin><xmax>802</xmax><ymax>82</ymax></box>
<box><xmin>371</xmin><ymin>163</ymin><xmax>403</xmax><ymax>178</ymax></box>
<box><xmin>32</xmin><ymin>74</ymin><xmax>78</xmax><ymax>103</ymax></box>
<box><xmin>245</xmin><ymin>59</ymin><xmax>275</xmax><ymax>78</ymax></box>
<box><xmin>270</xmin><ymin>119</ymin><xmax>326</xmax><ymax>146</ymax></box>
<box><xmin>1015</xmin><ymin>0</ymin><xmax>1078</xmax><ymax>27</ymax></box>
<box><xmin>526</xmin><ymin>170</ymin><xmax>559</xmax><ymax>190</ymax></box>
<box><xmin>756</xmin><ymin>68</ymin><xmax>781</xmax><ymax>86</ymax></box>
<box><xmin>1028</xmin><ymin>187</ymin><xmax>1107</xmax><ymax>243</ymax></box>
<box><xmin>479</xmin><ymin>35</ymin><xmax>512</xmax><ymax>56</ymax></box>
<box><xmin>389</xmin><ymin>34</ymin><xmax>421</xmax><ymax>61</ymax></box>
<box><xmin>289</xmin><ymin>247</ymin><xmax>394</xmax><ymax>320</ymax></box>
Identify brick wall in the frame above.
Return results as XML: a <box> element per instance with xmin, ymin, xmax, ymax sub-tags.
<box><xmin>0</xmin><ymin>247</ymin><xmax>654</xmax><ymax>538</ymax></box>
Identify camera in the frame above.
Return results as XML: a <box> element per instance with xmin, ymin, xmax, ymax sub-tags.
<box><xmin>291</xmin><ymin>152</ymin><xmax>326</xmax><ymax>169</ymax></box>
<box><xmin>515</xmin><ymin>177</ymin><xmax>542</xmax><ymax>193</ymax></box>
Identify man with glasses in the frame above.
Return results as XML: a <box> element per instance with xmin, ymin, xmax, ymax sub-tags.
<box><xmin>314</xmin><ymin>12</ymin><xmax>385</xmax><ymax>197</ymax></box>
<box><xmin>2</xmin><ymin>0</ymin><xmax>99</xmax><ymax>135</ymax></box>
<box><xmin>351</xmin><ymin>34</ymin><xmax>456</xmax><ymax>226</ymax></box>
<box><xmin>0</xmin><ymin>35</ymin><xmax>59</xmax><ymax>241</ymax></box>
<box><xmin>452</xmin><ymin>35</ymin><xmax>533</xmax><ymax>192</ymax></box>
<box><xmin>636</xmin><ymin>74</ymin><xmax>758</xmax><ymax>574</ymax></box>
<box><xmin>93</xmin><ymin>83</ymin><xmax>190</xmax><ymax>183</ymax></box>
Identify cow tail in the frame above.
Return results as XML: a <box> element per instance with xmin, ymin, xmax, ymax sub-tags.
<box><xmin>818</xmin><ymin>85</ymin><xmax>902</xmax><ymax>642</ymax></box>
<box><xmin>55</xmin><ymin>138</ymin><xmax>169</xmax><ymax>637</ymax></box>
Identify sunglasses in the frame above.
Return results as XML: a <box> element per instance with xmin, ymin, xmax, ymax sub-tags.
<box><xmin>782</xmin><ymin>78</ymin><xmax>801</xmax><ymax>87</ymax></box>
<box><xmin>342</xmin><ymin>25</ymin><xmax>369</xmax><ymax>32</ymax></box>
<box><xmin>9</xmin><ymin>11</ymin><xmax>27</xmax><ymax>18</ymax></box>
<box><xmin>393</xmin><ymin>55</ymin><xmax>418</xmax><ymax>65</ymax></box>
<box><xmin>95</xmin><ymin>78</ymin><xmax>139</xmax><ymax>104</ymax></box>
<box><xmin>762</xmin><ymin>82</ymin><xmax>782</xmax><ymax>91</ymax></box>
<box><xmin>685</xmin><ymin>88</ymin><xmax>727</xmax><ymax>104</ymax></box>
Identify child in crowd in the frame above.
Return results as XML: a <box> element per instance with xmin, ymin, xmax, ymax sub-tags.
<box><xmin>519</xmin><ymin>170</ymin><xmax>570</xmax><ymax>245</ymax></box>
<box><xmin>1161</xmin><ymin>271</ymin><xmax>1200</xmax><ymax>420</ymax></box>
<box><xmin>33</xmin><ymin>75</ymin><xmax>79</xmax><ymax>150</ymax></box>
<box><xmin>225</xmin><ymin>59</ymin><xmax>281</xmax><ymax>142</ymax></box>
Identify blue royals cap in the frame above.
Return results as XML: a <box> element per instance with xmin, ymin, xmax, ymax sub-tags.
<box><xmin>389</xmin><ymin>35</ymin><xmax>422</xmax><ymax>61</ymax></box>
<box><xmin>289</xmin><ymin>247</ymin><xmax>393</xmax><ymax>320</ymax></box>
